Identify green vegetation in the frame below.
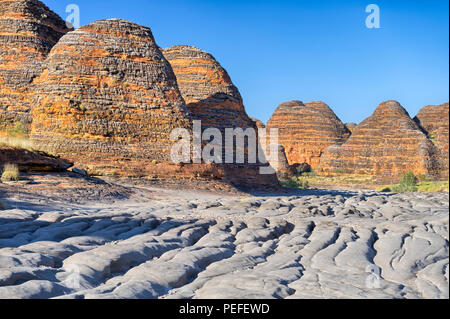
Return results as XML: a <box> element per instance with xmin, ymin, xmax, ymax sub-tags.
<box><xmin>1</xmin><ymin>164</ymin><xmax>20</xmax><ymax>182</ymax></box>
<box><xmin>417</xmin><ymin>181</ymin><xmax>449</xmax><ymax>193</ymax></box>
<box><xmin>427</xmin><ymin>132</ymin><xmax>437</xmax><ymax>144</ymax></box>
<box><xmin>391</xmin><ymin>171</ymin><xmax>418</xmax><ymax>192</ymax></box>
<box><xmin>377</xmin><ymin>171</ymin><xmax>449</xmax><ymax>193</ymax></box>
<box><xmin>280</xmin><ymin>176</ymin><xmax>309</xmax><ymax>190</ymax></box>
<box><xmin>296</xmin><ymin>174</ymin><xmax>376</xmax><ymax>188</ymax></box>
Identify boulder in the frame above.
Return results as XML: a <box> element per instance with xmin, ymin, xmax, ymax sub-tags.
<box><xmin>0</xmin><ymin>145</ymin><xmax>72</xmax><ymax>172</ymax></box>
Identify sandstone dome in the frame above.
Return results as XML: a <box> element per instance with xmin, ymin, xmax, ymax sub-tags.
<box><xmin>31</xmin><ymin>19</ymin><xmax>192</xmax><ymax>175</ymax></box>
<box><xmin>319</xmin><ymin>100</ymin><xmax>441</xmax><ymax>182</ymax></box>
<box><xmin>266</xmin><ymin>100</ymin><xmax>350</xmax><ymax>169</ymax></box>
<box><xmin>162</xmin><ymin>45</ymin><xmax>254</xmax><ymax>129</ymax></box>
<box><xmin>0</xmin><ymin>0</ymin><xmax>71</xmax><ymax>128</ymax></box>
<box><xmin>414</xmin><ymin>102</ymin><xmax>449</xmax><ymax>179</ymax></box>
<box><xmin>31</xmin><ymin>20</ymin><xmax>279</xmax><ymax>190</ymax></box>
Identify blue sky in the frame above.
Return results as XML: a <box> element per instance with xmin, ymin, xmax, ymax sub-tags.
<box><xmin>45</xmin><ymin>0</ymin><xmax>449</xmax><ymax>124</ymax></box>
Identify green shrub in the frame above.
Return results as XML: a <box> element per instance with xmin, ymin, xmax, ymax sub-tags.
<box><xmin>1</xmin><ymin>164</ymin><xmax>20</xmax><ymax>182</ymax></box>
<box><xmin>391</xmin><ymin>171</ymin><xmax>418</xmax><ymax>192</ymax></box>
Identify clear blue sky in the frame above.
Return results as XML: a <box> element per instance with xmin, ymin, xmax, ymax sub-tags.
<box><xmin>45</xmin><ymin>0</ymin><xmax>449</xmax><ymax>124</ymax></box>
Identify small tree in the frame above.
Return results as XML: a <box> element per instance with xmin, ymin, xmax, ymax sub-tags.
<box><xmin>392</xmin><ymin>171</ymin><xmax>418</xmax><ymax>192</ymax></box>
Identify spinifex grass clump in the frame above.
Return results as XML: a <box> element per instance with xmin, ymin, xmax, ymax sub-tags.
<box><xmin>280</xmin><ymin>177</ymin><xmax>309</xmax><ymax>190</ymax></box>
<box><xmin>1</xmin><ymin>164</ymin><xmax>20</xmax><ymax>182</ymax></box>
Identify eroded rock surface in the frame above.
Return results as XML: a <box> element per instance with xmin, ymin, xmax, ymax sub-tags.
<box><xmin>0</xmin><ymin>180</ymin><xmax>448</xmax><ymax>299</ymax></box>
<box><xmin>320</xmin><ymin>101</ymin><xmax>441</xmax><ymax>183</ymax></box>
<box><xmin>0</xmin><ymin>0</ymin><xmax>71</xmax><ymax>129</ymax></box>
<box><xmin>266</xmin><ymin>100</ymin><xmax>350</xmax><ymax>169</ymax></box>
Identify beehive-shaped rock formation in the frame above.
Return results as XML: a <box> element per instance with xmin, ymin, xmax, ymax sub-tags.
<box><xmin>162</xmin><ymin>45</ymin><xmax>255</xmax><ymax>129</ymax></box>
<box><xmin>163</xmin><ymin>45</ymin><xmax>279</xmax><ymax>188</ymax></box>
<box><xmin>31</xmin><ymin>20</ymin><xmax>278</xmax><ymax>190</ymax></box>
<box><xmin>320</xmin><ymin>100</ymin><xmax>441</xmax><ymax>182</ymax></box>
<box><xmin>31</xmin><ymin>19</ymin><xmax>193</xmax><ymax>176</ymax></box>
<box><xmin>414</xmin><ymin>103</ymin><xmax>449</xmax><ymax>179</ymax></box>
<box><xmin>0</xmin><ymin>0</ymin><xmax>71</xmax><ymax>129</ymax></box>
<box><xmin>266</xmin><ymin>100</ymin><xmax>350</xmax><ymax>169</ymax></box>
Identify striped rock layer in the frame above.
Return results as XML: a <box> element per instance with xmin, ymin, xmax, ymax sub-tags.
<box><xmin>266</xmin><ymin>100</ymin><xmax>351</xmax><ymax>169</ymax></box>
<box><xmin>163</xmin><ymin>45</ymin><xmax>279</xmax><ymax>188</ymax></box>
<box><xmin>31</xmin><ymin>20</ymin><xmax>278</xmax><ymax>190</ymax></box>
<box><xmin>162</xmin><ymin>45</ymin><xmax>255</xmax><ymax>130</ymax></box>
<box><xmin>414</xmin><ymin>103</ymin><xmax>449</xmax><ymax>179</ymax></box>
<box><xmin>319</xmin><ymin>100</ymin><xmax>442</xmax><ymax>182</ymax></box>
<box><xmin>0</xmin><ymin>0</ymin><xmax>71</xmax><ymax>129</ymax></box>
<box><xmin>31</xmin><ymin>19</ymin><xmax>193</xmax><ymax>176</ymax></box>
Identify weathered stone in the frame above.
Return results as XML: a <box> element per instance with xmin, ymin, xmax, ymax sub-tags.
<box><xmin>0</xmin><ymin>145</ymin><xmax>72</xmax><ymax>172</ymax></box>
<box><xmin>414</xmin><ymin>103</ymin><xmax>449</xmax><ymax>179</ymax></box>
<box><xmin>31</xmin><ymin>19</ymin><xmax>193</xmax><ymax>177</ymax></box>
<box><xmin>0</xmin><ymin>0</ymin><xmax>71</xmax><ymax>130</ymax></box>
<box><xmin>31</xmin><ymin>21</ymin><xmax>278</xmax><ymax>190</ymax></box>
<box><xmin>266</xmin><ymin>100</ymin><xmax>350</xmax><ymax>169</ymax></box>
<box><xmin>319</xmin><ymin>100</ymin><xmax>441</xmax><ymax>183</ymax></box>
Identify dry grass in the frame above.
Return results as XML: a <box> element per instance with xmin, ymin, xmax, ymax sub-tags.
<box><xmin>0</xmin><ymin>136</ymin><xmax>35</xmax><ymax>151</ymax></box>
<box><xmin>377</xmin><ymin>181</ymin><xmax>449</xmax><ymax>193</ymax></box>
<box><xmin>1</xmin><ymin>163</ymin><xmax>20</xmax><ymax>182</ymax></box>
<box><xmin>296</xmin><ymin>174</ymin><xmax>377</xmax><ymax>188</ymax></box>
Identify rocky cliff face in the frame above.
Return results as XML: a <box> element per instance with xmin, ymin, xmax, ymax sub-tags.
<box><xmin>414</xmin><ymin>103</ymin><xmax>449</xmax><ymax>178</ymax></box>
<box><xmin>0</xmin><ymin>0</ymin><xmax>71</xmax><ymax>130</ymax></box>
<box><xmin>266</xmin><ymin>100</ymin><xmax>350</xmax><ymax>169</ymax></box>
<box><xmin>320</xmin><ymin>100</ymin><xmax>441</xmax><ymax>182</ymax></box>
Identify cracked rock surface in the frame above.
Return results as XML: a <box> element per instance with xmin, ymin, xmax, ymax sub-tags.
<box><xmin>0</xmin><ymin>180</ymin><xmax>448</xmax><ymax>299</ymax></box>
